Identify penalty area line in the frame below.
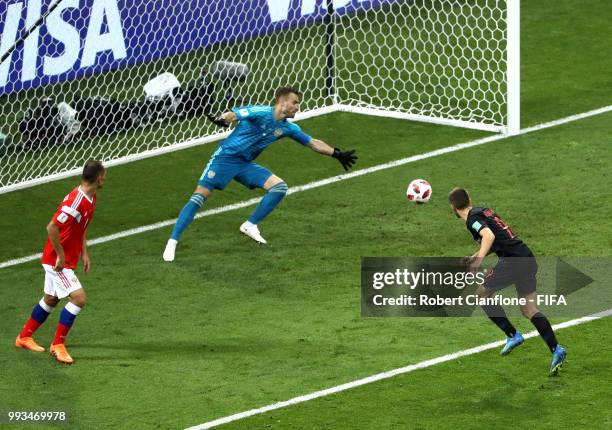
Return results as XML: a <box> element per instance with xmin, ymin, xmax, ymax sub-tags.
<box><xmin>186</xmin><ymin>308</ymin><xmax>612</xmax><ymax>430</ymax></box>
<box><xmin>1</xmin><ymin>104</ymin><xmax>612</xmax><ymax>270</ymax></box>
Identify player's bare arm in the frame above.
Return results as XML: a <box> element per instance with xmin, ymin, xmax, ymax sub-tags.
<box><xmin>221</xmin><ymin>111</ymin><xmax>237</xmax><ymax>123</ymax></box>
<box><xmin>307</xmin><ymin>138</ymin><xmax>334</xmax><ymax>155</ymax></box>
<box><xmin>308</xmin><ymin>139</ymin><xmax>358</xmax><ymax>171</ymax></box>
<box><xmin>470</xmin><ymin>247</ymin><xmax>493</xmax><ymax>259</ymax></box>
<box><xmin>46</xmin><ymin>221</ymin><xmax>65</xmax><ymax>271</ymax></box>
<box><xmin>469</xmin><ymin>227</ymin><xmax>495</xmax><ymax>272</ymax></box>
<box><xmin>81</xmin><ymin>232</ymin><xmax>90</xmax><ymax>273</ymax></box>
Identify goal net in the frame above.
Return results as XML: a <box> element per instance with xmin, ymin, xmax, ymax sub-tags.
<box><xmin>0</xmin><ymin>0</ymin><xmax>519</xmax><ymax>193</ymax></box>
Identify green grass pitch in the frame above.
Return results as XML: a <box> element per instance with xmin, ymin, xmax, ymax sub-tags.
<box><xmin>1</xmin><ymin>0</ymin><xmax>612</xmax><ymax>429</ymax></box>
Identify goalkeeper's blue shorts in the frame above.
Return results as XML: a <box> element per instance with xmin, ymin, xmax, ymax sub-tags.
<box><xmin>198</xmin><ymin>150</ymin><xmax>273</xmax><ymax>191</ymax></box>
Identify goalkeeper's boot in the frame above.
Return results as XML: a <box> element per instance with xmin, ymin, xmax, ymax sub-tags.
<box><xmin>500</xmin><ymin>331</ymin><xmax>524</xmax><ymax>356</ymax></box>
<box><xmin>15</xmin><ymin>335</ymin><xmax>45</xmax><ymax>352</ymax></box>
<box><xmin>49</xmin><ymin>343</ymin><xmax>74</xmax><ymax>365</ymax></box>
<box><xmin>549</xmin><ymin>345</ymin><xmax>567</xmax><ymax>376</ymax></box>
<box><xmin>239</xmin><ymin>221</ymin><xmax>267</xmax><ymax>244</ymax></box>
<box><xmin>163</xmin><ymin>239</ymin><xmax>178</xmax><ymax>262</ymax></box>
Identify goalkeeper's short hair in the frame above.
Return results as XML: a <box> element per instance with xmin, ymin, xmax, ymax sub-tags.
<box><xmin>275</xmin><ymin>86</ymin><xmax>301</xmax><ymax>101</ymax></box>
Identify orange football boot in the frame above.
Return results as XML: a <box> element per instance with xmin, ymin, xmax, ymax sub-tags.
<box><xmin>15</xmin><ymin>336</ymin><xmax>45</xmax><ymax>352</ymax></box>
<box><xmin>49</xmin><ymin>343</ymin><xmax>74</xmax><ymax>364</ymax></box>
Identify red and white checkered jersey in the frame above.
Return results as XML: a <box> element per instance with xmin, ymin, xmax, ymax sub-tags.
<box><xmin>42</xmin><ymin>186</ymin><xmax>96</xmax><ymax>269</ymax></box>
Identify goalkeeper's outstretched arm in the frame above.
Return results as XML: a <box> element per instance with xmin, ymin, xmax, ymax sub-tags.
<box><xmin>307</xmin><ymin>138</ymin><xmax>334</xmax><ymax>156</ymax></box>
<box><xmin>308</xmin><ymin>139</ymin><xmax>358</xmax><ymax>171</ymax></box>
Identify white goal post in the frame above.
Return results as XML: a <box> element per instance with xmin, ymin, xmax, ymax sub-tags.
<box><xmin>0</xmin><ymin>0</ymin><xmax>520</xmax><ymax>194</ymax></box>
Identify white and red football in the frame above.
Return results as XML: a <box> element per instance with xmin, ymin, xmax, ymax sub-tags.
<box><xmin>406</xmin><ymin>179</ymin><xmax>432</xmax><ymax>204</ymax></box>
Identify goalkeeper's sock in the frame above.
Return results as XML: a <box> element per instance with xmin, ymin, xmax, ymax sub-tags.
<box><xmin>171</xmin><ymin>193</ymin><xmax>206</xmax><ymax>241</ymax></box>
<box><xmin>19</xmin><ymin>298</ymin><xmax>55</xmax><ymax>338</ymax></box>
<box><xmin>52</xmin><ymin>302</ymin><xmax>81</xmax><ymax>345</ymax></box>
<box><xmin>248</xmin><ymin>182</ymin><xmax>287</xmax><ymax>225</ymax></box>
<box><xmin>481</xmin><ymin>304</ymin><xmax>517</xmax><ymax>337</ymax></box>
<box><xmin>530</xmin><ymin>312</ymin><xmax>558</xmax><ymax>353</ymax></box>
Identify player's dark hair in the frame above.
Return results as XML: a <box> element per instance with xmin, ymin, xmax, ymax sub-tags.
<box><xmin>82</xmin><ymin>160</ymin><xmax>105</xmax><ymax>183</ymax></box>
<box><xmin>275</xmin><ymin>86</ymin><xmax>301</xmax><ymax>101</ymax></box>
<box><xmin>448</xmin><ymin>187</ymin><xmax>470</xmax><ymax>209</ymax></box>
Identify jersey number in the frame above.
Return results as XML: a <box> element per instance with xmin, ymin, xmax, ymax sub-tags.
<box><xmin>493</xmin><ymin>216</ymin><xmax>515</xmax><ymax>238</ymax></box>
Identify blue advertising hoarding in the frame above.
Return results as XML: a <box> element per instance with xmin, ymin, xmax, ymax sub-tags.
<box><xmin>0</xmin><ymin>0</ymin><xmax>395</xmax><ymax>95</ymax></box>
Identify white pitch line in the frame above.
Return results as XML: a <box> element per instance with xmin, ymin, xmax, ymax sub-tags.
<box><xmin>186</xmin><ymin>308</ymin><xmax>612</xmax><ymax>430</ymax></box>
<box><xmin>1</xmin><ymin>104</ymin><xmax>612</xmax><ymax>271</ymax></box>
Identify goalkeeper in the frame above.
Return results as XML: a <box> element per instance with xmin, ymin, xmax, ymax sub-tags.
<box><xmin>163</xmin><ymin>86</ymin><xmax>357</xmax><ymax>261</ymax></box>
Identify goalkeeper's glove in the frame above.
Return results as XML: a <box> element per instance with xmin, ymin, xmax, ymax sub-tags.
<box><xmin>332</xmin><ymin>148</ymin><xmax>358</xmax><ymax>171</ymax></box>
<box><xmin>206</xmin><ymin>113</ymin><xmax>231</xmax><ymax>128</ymax></box>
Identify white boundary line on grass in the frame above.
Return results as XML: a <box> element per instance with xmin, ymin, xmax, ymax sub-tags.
<box><xmin>186</xmin><ymin>308</ymin><xmax>612</xmax><ymax>430</ymax></box>
<box><xmin>1</xmin><ymin>104</ymin><xmax>612</xmax><ymax>270</ymax></box>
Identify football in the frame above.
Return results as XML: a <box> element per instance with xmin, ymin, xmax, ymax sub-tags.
<box><xmin>406</xmin><ymin>179</ymin><xmax>432</xmax><ymax>204</ymax></box>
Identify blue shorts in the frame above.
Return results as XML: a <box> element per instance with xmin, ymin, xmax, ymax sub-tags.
<box><xmin>198</xmin><ymin>150</ymin><xmax>273</xmax><ymax>191</ymax></box>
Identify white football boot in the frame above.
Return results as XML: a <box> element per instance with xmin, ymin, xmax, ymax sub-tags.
<box><xmin>163</xmin><ymin>239</ymin><xmax>178</xmax><ymax>261</ymax></box>
<box><xmin>239</xmin><ymin>221</ymin><xmax>267</xmax><ymax>244</ymax></box>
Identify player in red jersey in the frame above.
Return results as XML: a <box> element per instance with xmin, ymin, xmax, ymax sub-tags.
<box><xmin>15</xmin><ymin>161</ymin><xmax>106</xmax><ymax>364</ymax></box>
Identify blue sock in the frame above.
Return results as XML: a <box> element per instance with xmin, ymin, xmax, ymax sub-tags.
<box><xmin>171</xmin><ymin>193</ymin><xmax>206</xmax><ymax>241</ymax></box>
<box><xmin>248</xmin><ymin>182</ymin><xmax>288</xmax><ymax>224</ymax></box>
<box><xmin>20</xmin><ymin>299</ymin><xmax>54</xmax><ymax>337</ymax></box>
<box><xmin>31</xmin><ymin>299</ymin><xmax>53</xmax><ymax>324</ymax></box>
<box><xmin>53</xmin><ymin>302</ymin><xmax>81</xmax><ymax>345</ymax></box>
<box><xmin>59</xmin><ymin>302</ymin><xmax>81</xmax><ymax>327</ymax></box>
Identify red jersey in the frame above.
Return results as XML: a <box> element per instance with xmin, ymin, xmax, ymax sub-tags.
<box><xmin>42</xmin><ymin>186</ymin><xmax>97</xmax><ymax>269</ymax></box>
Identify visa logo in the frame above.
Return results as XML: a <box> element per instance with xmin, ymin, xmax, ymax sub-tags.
<box><xmin>0</xmin><ymin>0</ymin><xmax>127</xmax><ymax>88</ymax></box>
<box><xmin>266</xmin><ymin>0</ymin><xmax>368</xmax><ymax>23</ymax></box>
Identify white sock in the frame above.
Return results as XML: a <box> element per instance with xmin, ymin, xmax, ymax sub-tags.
<box><xmin>65</xmin><ymin>302</ymin><xmax>82</xmax><ymax>315</ymax></box>
<box><xmin>39</xmin><ymin>298</ymin><xmax>55</xmax><ymax>313</ymax></box>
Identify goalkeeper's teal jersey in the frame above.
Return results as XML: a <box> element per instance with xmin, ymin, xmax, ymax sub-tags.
<box><xmin>218</xmin><ymin>105</ymin><xmax>312</xmax><ymax>161</ymax></box>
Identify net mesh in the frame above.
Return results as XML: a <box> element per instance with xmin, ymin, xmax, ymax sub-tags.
<box><xmin>0</xmin><ymin>0</ymin><xmax>508</xmax><ymax>191</ymax></box>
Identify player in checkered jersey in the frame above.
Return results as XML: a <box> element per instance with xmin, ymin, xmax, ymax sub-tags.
<box><xmin>16</xmin><ymin>161</ymin><xmax>106</xmax><ymax>364</ymax></box>
<box><xmin>449</xmin><ymin>187</ymin><xmax>567</xmax><ymax>375</ymax></box>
